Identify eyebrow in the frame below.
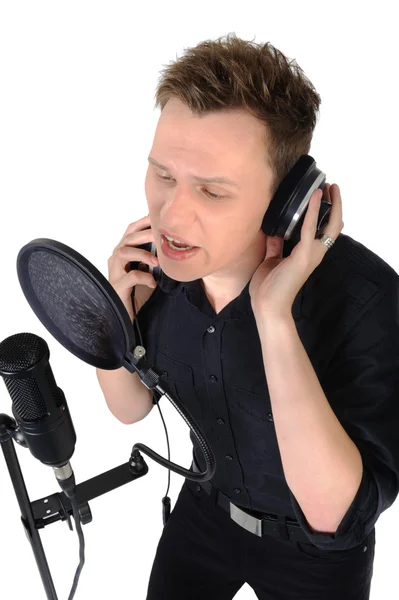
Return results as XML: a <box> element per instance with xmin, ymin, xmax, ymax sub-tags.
<box><xmin>147</xmin><ymin>156</ymin><xmax>238</xmax><ymax>187</ymax></box>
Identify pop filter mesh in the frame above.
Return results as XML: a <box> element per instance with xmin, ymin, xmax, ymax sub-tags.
<box><xmin>22</xmin><ymin>249</ymin><xmax>126</xmax><ymax>367</ymax></box>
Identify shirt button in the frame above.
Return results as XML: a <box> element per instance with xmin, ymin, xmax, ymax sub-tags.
<box><xmin>216</xmin><ymin>418</ymin><xmax>225</xmax><ymax>425</ymax></box>
<box><xmin>267</xmin><ymin>413</ymin><xmax>273</xmax><ymax>422</ymax></box>
<box><xmin>210</xmin><ymin>375</ymin><xmax>218</xmax><ymax>383</ymax></box>
<box><xmin>226</xmin><ymin>454</ymin><xmax>233</xmax><ymax>461</ymax></box>
<box><xmin>162</xmin><ymin>371</ymin><xmax>168</xmax><ymax>378</ymax></box>
<box><xmin>207</xmin><ymin>325</ymin><xmax>215</xmax><ymax>333</ymax></box>
<box><xmin>196</xmin><ymin>485</ymin><xmax>201</xmax><ymax>492</ymax></box>
<box><xmin>234</xmin><ymin>488</ymin><xmax>241</xmax><ymax>494</ymax></box>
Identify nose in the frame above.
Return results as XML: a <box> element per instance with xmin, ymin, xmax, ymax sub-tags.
<box><xmin>161</xmin><ymin>184</ymin><xmax>195</xmax><ymax>223</ymax></box>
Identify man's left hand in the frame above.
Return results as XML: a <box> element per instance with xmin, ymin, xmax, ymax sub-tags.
<box><xmin>249</xmin><ymin>183</ymin><xmax>344</xmax><ymax>318</ymax></box>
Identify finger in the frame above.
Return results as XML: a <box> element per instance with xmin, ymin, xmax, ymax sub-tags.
<box><xmin>323</xmin><ymin>183</ymin><xmax>331</xmax><ymax>202</ymax></box>
<box><xmin>318</xmin><ymin>184</ymin><xmax>344</xmax><ymax>242</ymax></box>
<box><xmin>303</xmin><ymin>189</ymin><xmax>322</xmax><ymax>233</ymax></box>
<box><xmin>327</xmin><ymin>184</ymin><xmax>344</xmax><ymax>231</ymax></box>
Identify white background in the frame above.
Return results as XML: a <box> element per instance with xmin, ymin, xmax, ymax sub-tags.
<box><xmin>0</xmin><ymin>1</ymin><xmax>398</xmax><ymax>598</ymax></box>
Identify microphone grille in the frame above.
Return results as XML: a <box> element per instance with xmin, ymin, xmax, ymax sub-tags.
<box><xmin>6</xmin><ymin>376</ymin><xmax>47</xmax><ymax>420</ymax></box>
<box><xmin>0</xmin><ymin>333</ymin><xmax>55</xmax><ymax>420</ymax></box>
<box><xmin>0</xmin><ymin>332</ymin><xmax>44</xmax><ymax>371</ymax></box>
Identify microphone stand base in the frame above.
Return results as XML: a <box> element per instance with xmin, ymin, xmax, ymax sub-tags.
<box><xmin>0</xmin><ymin>412</ymin><xmax>149</xmax><ymax>600</ymax></box>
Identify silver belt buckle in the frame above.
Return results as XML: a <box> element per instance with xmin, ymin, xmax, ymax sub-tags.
<box><xmin>230</xmin><ymin>501</ymin><xmax>263</xmax><ymax>537</ymax></box>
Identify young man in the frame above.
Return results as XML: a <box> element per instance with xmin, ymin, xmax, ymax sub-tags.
<box><xmin>138</xmin><ymin>34</ymin><xmax>399</xmax><ymax>599</ymax></box>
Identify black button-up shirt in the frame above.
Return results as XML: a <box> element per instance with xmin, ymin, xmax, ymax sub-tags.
<box><xmin>132</xmin><ymin>233</ymin><xmax>399</xmax><ymax>550</ymax></box>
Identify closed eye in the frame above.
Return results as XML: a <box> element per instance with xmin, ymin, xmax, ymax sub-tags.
<box><xmin>156</xmin><ymin>174</ymin><xmax>224</xmax><ymax>200</ymax></box>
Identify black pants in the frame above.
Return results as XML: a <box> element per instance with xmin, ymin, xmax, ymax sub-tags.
<box><xmin>146</xmin><ymin>479</ymin><xmax>376</xmax><ymax>599</ymax></box>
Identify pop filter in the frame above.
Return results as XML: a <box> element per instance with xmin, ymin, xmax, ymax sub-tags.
<box><xmin>15</xmin><ymin>238</ymin><xmax>215</xmax><ymax>481</ymax></box>
<box><xmin>17</xmin><ymin>239</ymin><xmax>134</xmax><ymax>370</ymax></box>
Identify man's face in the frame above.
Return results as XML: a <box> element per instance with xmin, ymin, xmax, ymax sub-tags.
<box><xmin>145</xmin><ymin>97</ymin><xmax>274</xmax><ymax>287</ymax></box>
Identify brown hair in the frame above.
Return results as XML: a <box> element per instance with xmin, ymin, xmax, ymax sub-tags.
<box><xmin>154</xmin><ymin>33</ymin><xmax>321</xmax><ymax>196</ymax></box>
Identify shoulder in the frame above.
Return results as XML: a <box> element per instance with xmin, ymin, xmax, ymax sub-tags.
<box><xmin>301</xmin><ymin>234</ymin><xmax>399</xmax><ymax>335</ymax></box>
<box><xmin>333</xmin><ymin>233</ymin><xmax>398</xmax><ymax>282</ymax></box>
<box><xmin>314</xmin><ymin>233</ymin><xmax>398</xmax><ymax>303</ymax></box>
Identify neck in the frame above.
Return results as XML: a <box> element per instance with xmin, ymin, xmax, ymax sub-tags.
<box><xmin>201</xmin><ymin>233</ymin><xmax>267</xmax><ymax>302</ymax></box>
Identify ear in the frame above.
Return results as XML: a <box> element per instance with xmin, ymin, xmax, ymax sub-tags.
<box><xmin>266</xmin><ymin>235</ymin><xmax>284</xmax><ymax>259</ymax></box>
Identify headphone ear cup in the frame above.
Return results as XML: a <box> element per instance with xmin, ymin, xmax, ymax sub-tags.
<box><xmin>262</xmin><ymin>155</ymin><xmax>328</xmax><ymax>248</ymax></box>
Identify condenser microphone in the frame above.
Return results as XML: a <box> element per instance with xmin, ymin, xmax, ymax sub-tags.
<box><xmin>0</xmin><ymin>331</ymin><xmax>77</xmax><ymax>494</ymax></box>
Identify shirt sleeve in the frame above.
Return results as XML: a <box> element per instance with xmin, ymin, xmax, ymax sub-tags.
<box><xmin>288</xmin><ymin>277</ymin><xmax>399</xmax><ymax>551</ymax></box>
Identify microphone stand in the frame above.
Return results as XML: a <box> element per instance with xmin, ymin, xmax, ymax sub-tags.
<box><xmin>0</xmin><ymin>413</ymin><xmax>149</xmax><ymax>600</ymax></box>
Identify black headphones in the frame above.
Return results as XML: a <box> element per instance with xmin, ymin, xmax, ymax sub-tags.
<box><xmin>131</xmin><ymin>154</ymin><xmax>331</xmax><ymax>283</ymax></box>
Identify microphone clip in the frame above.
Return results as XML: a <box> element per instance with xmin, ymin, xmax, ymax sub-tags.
<box><xmin>0</xmin><ymin>413</ymin><xmax>28</xmax><ymax>447</ymax></box>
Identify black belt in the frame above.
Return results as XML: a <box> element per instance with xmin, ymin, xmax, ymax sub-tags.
<box><xmin>189</xmin><ymin>457</ymin><xmax>310</xmax><ymax>543</ymax></box>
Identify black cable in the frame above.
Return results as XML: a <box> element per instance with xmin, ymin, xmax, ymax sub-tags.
<box><xmin>65</xmin><ymin>283</ymin><xmax>171</xmax><ymax>599</ymax></box>
<box><xmin>67</xmin><ymin>496</ymin><xmax>85</xmax><ymax>600</ymax></box>
<box><xmin>66</xmin><ymin>282</ymin><xmax>170</xmax><ymax>597</ymax></box>
<box><xmin>61</xmin><ymin>285</ymin><xmax>169</xmax><ymax>599</ymax></box>
<box><xmin>57</xmin><ymin>476</ymin><xmax>86</xmax><ymax>600</ymax></box>
<box><xmin>132</xmin><ymin>286</ymin><xmax>171</xmax><ymax>500</ymax></box>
